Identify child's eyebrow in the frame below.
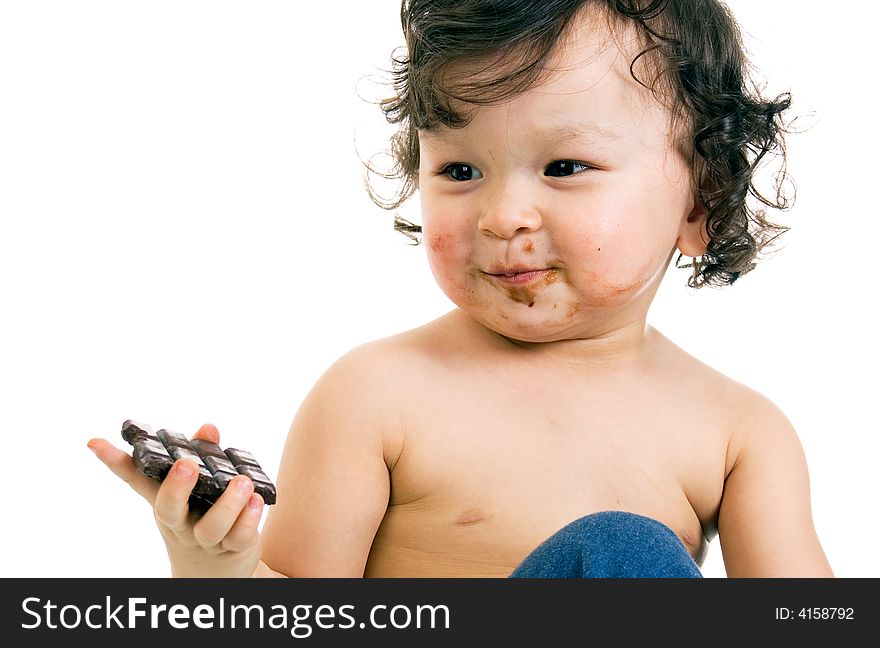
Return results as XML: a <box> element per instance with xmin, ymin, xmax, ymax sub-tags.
<box><xmin>544</xmin><ymin>119</ymin><xmax>623</xmax><ymax>144</ymax></box>
<box><xmin>419</xmin><ymin>119</ymin><xmax>623</xmax><ymax>145</ymax></box>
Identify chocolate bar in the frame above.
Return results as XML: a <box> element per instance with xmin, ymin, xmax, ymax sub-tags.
<box><xmin>122</xmin><ymin>419</ymin><xmax>276</xmax><ymax>508</ymax></box>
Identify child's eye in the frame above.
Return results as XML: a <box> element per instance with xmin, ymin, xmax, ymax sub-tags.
<box><xmin>544</xmin><ymin>161</ymin><xmax>592</xmax><ymax>177</ymax></box>
<box><xmin>440</xmin><ymin>163</ymin><xmax>483</xmax><ymax>182</ymax></box>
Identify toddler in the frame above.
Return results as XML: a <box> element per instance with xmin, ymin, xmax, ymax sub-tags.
<box><xmin>89</xmin><ymin>0</ymin><xmax>833</xmax><ymax>578</ymax></box>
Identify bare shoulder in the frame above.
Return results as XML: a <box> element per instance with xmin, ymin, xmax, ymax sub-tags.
<box><xmin>332</xmin><ymin>309</ymin><xmax>477</xmax><ymax>376</ymax></box>
<box><xmin>299</xmin><ymin>312</ymin><xmax>463</xmax><ymax>464</ymax></box>
<box><xmin>720</xmin><ymin>381</ymin><xmax>801</xmax><ymax>473</ymax></box>
<box><xmin>657</xmin><ymin>330</ymin><xmax>815</xmax><ymax>475</ymax></box>
<box><xmin>672</xmin><ymin>354</ymin><xmax>799</xmax><ymax>479</ymax></box>
<box><xmin>322</xmin><ymin>312</ymin><xmax>460</xmax><ymax>392</ymax></box>
<box><xmin>666</xmin><ymin>337</ymin><xmax>806</xmax><ymax>486</ymax></box>
<box><xmin>648</xmin><ymin>329</ymin><xmax>782</xmax><ymax>456</ymax></box>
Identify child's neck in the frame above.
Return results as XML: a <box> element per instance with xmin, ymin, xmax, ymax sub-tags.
<box><xmin>461</xmin><ymin>309</ymin><xmax>655</xmax><ymax>372</ymax></box>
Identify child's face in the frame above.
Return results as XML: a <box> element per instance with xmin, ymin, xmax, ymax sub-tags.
<box><xmin>417</xmin><ymin>9</ymin><xmax>706</xmax><ymax>345</ymax></box>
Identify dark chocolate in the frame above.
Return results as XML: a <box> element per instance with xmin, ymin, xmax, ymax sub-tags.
<box><xmin>121</xmin><ymin>419</ymin><xmax>276</xmax><ymax>508</ymax></box>
<box><xmin>122</xmin><ymin>419</ymin><xmax>154</xmax><ymax>444</ymax></box>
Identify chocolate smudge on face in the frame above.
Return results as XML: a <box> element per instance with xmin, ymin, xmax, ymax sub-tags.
<box><xmin>429</xmin><ymin>235</ymin><xmax>447</xmax><ymax>253</ymax></box>
<box><xmin>588</xmin><ymin>272</ymin><xmax>648</xmax><ymax>298</ymax></box>
<box><xmin>521</xmin><ymin>240</ymin><xmax>535</xmax><ymax>255</ymax></box>
<box><xmin>501</xmin><ymin>269</ymin><xmax>561</xmax><ymax>305</ymax></box>
<box><xmin>505</xmin><ymin>285</ymin><xmax>536</xmax><ymax>304</ymax></box>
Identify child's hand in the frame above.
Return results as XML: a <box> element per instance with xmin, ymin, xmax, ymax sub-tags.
<box><xmin>88</xmin><ymin>423</ymin><xmax>266</xmax><ymax>578</ymax></box>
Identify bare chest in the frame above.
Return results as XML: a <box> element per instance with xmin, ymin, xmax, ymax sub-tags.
<box><xmin>365</xmin><ymin>377</ymin><xmax>728</xmax><ymax>577</ymax></box>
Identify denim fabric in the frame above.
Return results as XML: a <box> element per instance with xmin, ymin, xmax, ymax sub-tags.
<box><xmin>509</xmin><ymin>511</ymin><xmax>703</xmax><ymax>578</ymax></box>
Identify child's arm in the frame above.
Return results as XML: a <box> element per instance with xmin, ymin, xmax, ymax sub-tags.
<box><xmin>716</xmin><ymin>393</ymin><xmax>834</xmax><ymax>577</ymax></box>
<box><xmin>259</xmin><ymin>342</ymin><xmax>402</xmax><ymax>577</ymax></box>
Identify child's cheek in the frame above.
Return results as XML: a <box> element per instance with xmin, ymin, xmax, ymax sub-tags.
<box><xmin>420</xmin><ymin>192</ymin><xmax>473</xmax><ymax>302</ymax></box>
<box><xmin>424</xmin><ymin>228</ymin><xmax>472</xmax><ymax>300</ymax></box>
<box><xmin>561</xmin><ymin>213</ymin><xmax>665</xmax><ymax>304</ymax></box>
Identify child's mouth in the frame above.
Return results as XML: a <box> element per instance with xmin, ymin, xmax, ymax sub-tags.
<box><xmin>487</xmin><ymin>269</ymin><xmax>555</xmax><ymax>285</ymax></box>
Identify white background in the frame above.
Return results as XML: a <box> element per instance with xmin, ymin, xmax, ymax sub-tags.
<box><xmin>1</xmin><ymin>1</ymin><xmax>876</xmax><ymax>578</ymax></box>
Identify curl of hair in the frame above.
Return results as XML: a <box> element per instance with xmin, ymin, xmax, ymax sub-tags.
<box><xmin>365</xmin><ymin>0</ymin><xmax>795</xmax><ymax>288</ymax></box>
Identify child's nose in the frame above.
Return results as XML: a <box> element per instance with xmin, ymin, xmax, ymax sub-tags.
<box><xmin>477</xmin><ymin>180</ymin><xmax>542</xmax><ymax>239</ymax></box>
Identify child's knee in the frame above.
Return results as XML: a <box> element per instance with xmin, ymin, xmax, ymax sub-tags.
<box><xmin>510</xmin><ymin>511</ymin><xmax>703</xmax><ymax>578</ymax></box>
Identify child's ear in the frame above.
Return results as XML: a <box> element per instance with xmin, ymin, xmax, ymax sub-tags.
<box><xmin>676</xmin><ymin>195</ymin><xmax>708</xmax><ymax>257</ymax></box>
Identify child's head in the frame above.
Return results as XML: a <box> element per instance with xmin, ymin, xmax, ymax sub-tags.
<box><xmin>369</xmin><ymin>0</ymin><xmax>793</xmax><ymax>298</ymax></box>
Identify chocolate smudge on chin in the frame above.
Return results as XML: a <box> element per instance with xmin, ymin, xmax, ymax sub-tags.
<box><xmin>503</xmin><ymin>269</ymin><xmax>561</xmax><ymax>305</ymax></box>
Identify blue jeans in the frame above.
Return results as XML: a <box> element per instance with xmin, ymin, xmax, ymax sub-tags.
<box><xmin>509</xmin><ymin>511</ymin><xmax>703</xmax><ymax>578</ymax></box>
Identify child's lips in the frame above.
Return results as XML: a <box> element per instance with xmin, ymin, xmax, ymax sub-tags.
<box><xmin>485</xmin><ymin>268</ymin><xmax>555</xmax><ymax>285</ymax></box>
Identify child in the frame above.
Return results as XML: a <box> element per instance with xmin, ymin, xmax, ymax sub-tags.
<box><xmin>89</xmin><ymin>0</ymin><xmax>833</xmax><ymax>578</ymax></box>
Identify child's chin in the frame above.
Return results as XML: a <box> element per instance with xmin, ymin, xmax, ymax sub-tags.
<box><xmin>477</xmin><ymin>312</ymin><xmax>575</xmax><ymax>345</ymax></box>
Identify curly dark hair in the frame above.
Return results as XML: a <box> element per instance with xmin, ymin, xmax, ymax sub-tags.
<box><xmin>366</xmin><ymin>0</ymin><xmax>794</xmax><ymax>288</ymax></box>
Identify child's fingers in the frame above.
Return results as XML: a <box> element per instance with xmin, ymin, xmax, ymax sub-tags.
<box><xmin>152</xmin><ymin>459</ymin><xmax>201</xmax><ymax>534</ymax></box>
<box><xmin>87</xmin><ymin>437</ymin><xmax>160</xmax><ymax>503</ymax></box>
<box><xmin>219</xmin><ymin>493</ymin><xmax>265</xmax><ymax>553</ymax></box>
<box><xmin>192</xmin><ymin>422</ymin><xmax>220</xmax><ymax>444</ymax></box>
<box><xmin>192</xmin><ymin>475</ymin><xmax>254</xmax><ymax>547</ymax></box>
